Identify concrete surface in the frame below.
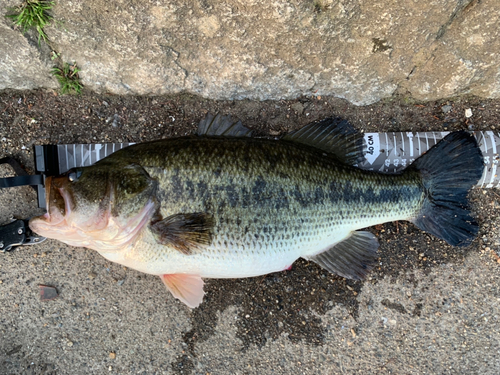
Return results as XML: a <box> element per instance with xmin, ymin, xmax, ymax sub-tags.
<box><xmin>1</xmin><ymin>0</ymin><xmax>500</xmax><ymax>104</ymax></box>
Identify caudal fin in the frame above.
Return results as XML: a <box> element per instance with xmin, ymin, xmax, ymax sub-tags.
<box><xmin>411</xmin><ymin>131</ymin><xmax>483</xmax><ymax>247</ymax></box>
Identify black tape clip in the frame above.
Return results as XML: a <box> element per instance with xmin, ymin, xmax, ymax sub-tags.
<box><xmin>0</xmin><ymin>219</ymin><xmax>46</xmax><ymax>252</ymax></box>
<box><xmin>0</xmin><ymin>157</ymin><xmax>47</xmax><ymax>251</ymax></box>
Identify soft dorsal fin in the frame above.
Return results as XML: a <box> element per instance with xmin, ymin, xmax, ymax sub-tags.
<box><xmin>150</xmin><ymin>213</ymin><xmax>214</xmax><ymax>255</ymax></box>
<box><xmin>283</xmin><ymin>117</ymin><xmax>365</xmax><ymax>165</ymax></box>
<box><xmin>305</xmin><ymin>231</ymin><xmax>379</xmax><ymax>280</ymax></box>
<box><xmin>197</xmin><ymin>113</ymin><xmax>253</xmax><ymax>137</ymax></box>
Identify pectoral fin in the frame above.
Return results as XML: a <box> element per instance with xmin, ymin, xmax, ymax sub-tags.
<box><xmin>306</xmin><ymin>231</ymin><xmax>379</xmax><ymax>280</ymax></box>
<box><xmin>160</xmin><ymin>274</ymin><xmax>205</xmax><ymax>308</ymax></box>
<box><xmin>150</xmin><ymin>213</ymin><xmax>214</xmax><ymax>255</ymax></box>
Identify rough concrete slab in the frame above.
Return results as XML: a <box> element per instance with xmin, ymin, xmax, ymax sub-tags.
<box><xmin>0</xmin><ymin>1</ymin><xmax>58</xmax><ymax>92</ymax></box>
<box><xmin>1</xmin><ymin>0</ymin><xmax>500</xmax><ymax>104</ymax></box>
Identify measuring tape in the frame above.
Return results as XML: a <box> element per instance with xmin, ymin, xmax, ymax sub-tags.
<box><xmin>359</xmin><ymin>131</ymin><xmax>499</xmax><ymax>188</ymax></box>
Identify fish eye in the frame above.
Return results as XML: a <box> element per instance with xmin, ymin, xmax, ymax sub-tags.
<box><xmin>68</xmin><ymin>168</ymin><xmax>83</xmax><ymax>182</ymax></box>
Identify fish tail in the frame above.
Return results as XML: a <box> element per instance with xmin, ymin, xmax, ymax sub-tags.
<box><xmin>410</xmin><ymin>131</ymin><xmax>483</xmax><ymax>247</ymax></box>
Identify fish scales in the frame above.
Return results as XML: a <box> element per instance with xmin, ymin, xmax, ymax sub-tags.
<box><xmin>101</xmin><ymin>137</ymin><xmax>424</xmax><ymax>277</ymax></box>
<box><xmin>29</xmin><ymin>115</ymin><xmax>483</xmax><ymax>308</ymax></box>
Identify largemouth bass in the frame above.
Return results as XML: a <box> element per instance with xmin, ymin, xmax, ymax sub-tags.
<box><xmin>30</xmin><ymin>115</ymin><xmax>483</xmax><ymax>308</ymax></box>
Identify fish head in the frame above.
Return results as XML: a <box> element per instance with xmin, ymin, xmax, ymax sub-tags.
<box><xmin>30</xmin><ymin>162</ymin><xmax>158</xmax><ymax>251</ymax></box>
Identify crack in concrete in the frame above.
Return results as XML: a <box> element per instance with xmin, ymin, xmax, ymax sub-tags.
<box><xmin>163</xmin><ymin>46</ymin><xmax>189</xmax><ymax>87</ymax></box>
<box><xmin>405</xmin><ymin>66</ymin><xmax>417</xmax><ymax>80</ymax></box>
<box><xmin>436</xmin><ymin>0</ymin><xmax>479</xmax><ymax>40</ymax></box>
<box><xmin>401</xmin><ymin>0</ymin><xmax>480</xmax><ymax>88</ymax></box>
<box><xmin>20</xmin><ymin>29</ymin><xmax>60</xmax><ymax>88</ymax></box>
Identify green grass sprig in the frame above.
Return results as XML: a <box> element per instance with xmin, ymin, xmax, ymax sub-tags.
<box><xmin>6</xmin><ymin>0</ymin><xmax>54</xmax><ymax>43</ymax></box>
<box><xmin>51</xmin><ymin>63</ymin><xmax>83</xmax><ymax>95</ymax></box>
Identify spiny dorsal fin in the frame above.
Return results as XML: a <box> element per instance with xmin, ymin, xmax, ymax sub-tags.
<box><xmin>283</xmin><ymin>117</ymin><xmax>365</xmax><ymax>165</ymax></box>
<box><xmin>306</xmin><ymin>231</ymin><xmax>379</xmax><ymax>280</ymax></box>
<box><xmin>197</xmin><ymin>113</ymin><xmax>253</xmax><ymax>137</ymax></box>
<box><xmin>150</xmin><ymin>213</ymin><xmax>214</xmax><ymax>254</ymax></box>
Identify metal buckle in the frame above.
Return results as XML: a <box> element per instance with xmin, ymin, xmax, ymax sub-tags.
<box><xmin>0</xmin><ymin>219</ymin><xmax>46</xmax><ymax>252</ymax></box>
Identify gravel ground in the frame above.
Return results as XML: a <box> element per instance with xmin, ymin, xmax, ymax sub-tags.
<box><xmin>0</xmin><ymin>90</ymin><xmax>499</xmax><ymax>374</ymax></box>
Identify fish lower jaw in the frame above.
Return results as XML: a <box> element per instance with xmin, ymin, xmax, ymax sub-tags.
<box><xmin>84</xmin><ymin>200</ymin><xmax>159</xmax><ymax>253</ymax></box>
<box><xmin>29</xmin><ymin>215</ymin><xmax>69</xmax><ymax>239</ymax></box>
<box><xmin>32</xmin><ymin>199</ymin><xmax>158</xmax><ymax>255</ymax></box>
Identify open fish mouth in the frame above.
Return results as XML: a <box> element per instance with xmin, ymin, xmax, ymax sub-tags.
<box><xmin>29</xmin><ymin>175</ymin><xmax>110</xmax><ymax>247</ymax></box>
<box><xmin>29</xmin><ymin>173</ymin><xmax>158</xmax><ymax>252</ymax></box>
<box><xmin>46</xmin><ymin>176</ymin><xmax>73</xmax><ymax>223</ymax></box>
<box><xmin>30</xmin><ymin>176</ymin><xmax>73</xmax><ymax>234</ymax></box>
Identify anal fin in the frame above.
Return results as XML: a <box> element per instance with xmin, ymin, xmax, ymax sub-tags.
<box><xmin>307</xmin><ymin>231</ymin><xmax>379</xmax><ymax>280</ymax></box>
<box><xmin>160</xmin><ymin>274</ymin><xmax>205</xmax><ymax>308</ymax></box>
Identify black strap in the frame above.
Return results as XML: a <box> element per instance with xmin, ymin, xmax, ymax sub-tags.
<box><xmin>0</xmin><ymin>175</ymin><xmax>44</xmax><ymax>188</ymax></box>
<box><xmin>0</xmin><ymin>157</ymin><xmax>29</xmax><ymax>176</ymax></box>
<box><xmin>0</xmin><ymin>157</ymin><xmax>42</xmax><ymax>191</ymax></box>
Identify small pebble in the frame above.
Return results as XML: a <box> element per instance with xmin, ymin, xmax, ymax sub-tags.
<box><xmin>39</xmin><ymin>285</ymin><xmax>58</xmax><ymax>301</ymax></box>
<box><xmin>109</xmin><ymin>352</ymin><xmax>116</xmax><ymax>359</ymax></box>
<box><xmin>441</xmin><ymin>104</ymin><xmax>452</xmax><ymax>113</ymax></box>
<box><xmin>67</xmin><ymin>341</ymin><xmax>73</xmax><ymax>347</ymax></box>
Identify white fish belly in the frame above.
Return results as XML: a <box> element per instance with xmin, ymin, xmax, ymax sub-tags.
<box><xmin>100</xmin><ymin>224</ymin><xmax>357</xmax><ymax>278</ymax></box>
